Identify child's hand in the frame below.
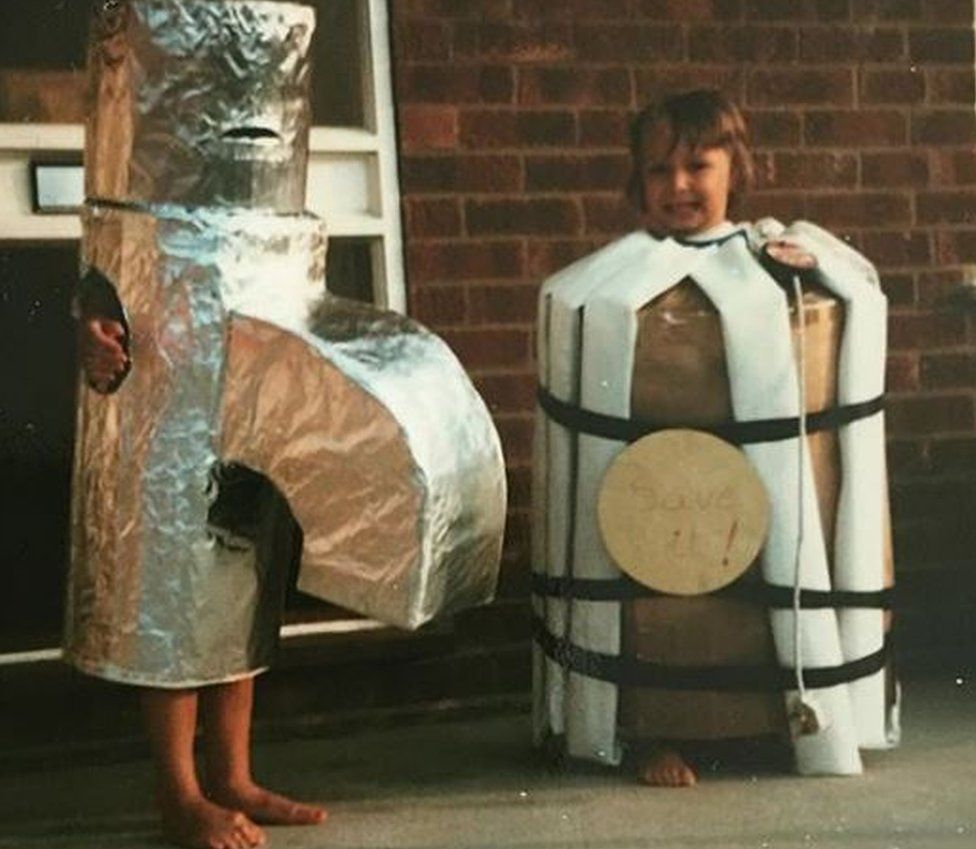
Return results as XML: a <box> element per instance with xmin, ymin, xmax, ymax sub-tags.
<box><xmin>80</xmin><ymin>318</ymin><xmax>129</xmax><ymax>393</ymax></box>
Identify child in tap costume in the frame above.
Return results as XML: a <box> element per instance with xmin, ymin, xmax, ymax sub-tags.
<box><xmin>73</xmin><ymin>4</ymin><xmax>505</xmax><ymax>845</ymax></box>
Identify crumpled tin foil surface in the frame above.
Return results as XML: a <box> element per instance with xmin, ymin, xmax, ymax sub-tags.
<box><xmin>67</xmin><ymin>203</ymin><xmax>506</xmax><ymax>686</ymax></box>
<box><xmin>86</xmin><ymin>0</ymin><xmax>314</xmax><ymax>211</ymax></box>
<box><xmin>67</xmin><ymin>204</ymin><xmax>327</xmax><ymax>686</ymax></box>
<box><xmin>222</xmin><ymin>299</ymin><xmax>507</xmax><ymax>628</ymax></box>
<box><xmin>70</xmin><ymin>0</ymin><xmax>505</xmax><ymax>688</ymax></box>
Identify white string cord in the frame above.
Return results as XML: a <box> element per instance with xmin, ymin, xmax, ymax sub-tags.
<box><xmin>791</xmin><ymin>273</ymin><xmax>808</xmax><ymax>702</ymax></box>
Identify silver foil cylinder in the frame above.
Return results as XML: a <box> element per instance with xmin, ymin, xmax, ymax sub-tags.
<box><xmin>68</xmin><ymin>204</ymin><xmax>328</xmax><ymax>685</ymax></box>
<box><xmin>68</xmin><ymin>203</ymin><xmax>506</xmax><ymax>685</ymax></box>
<box><xmin>86</xmin><ymin>0</ymin><xmax>314</xmax><ymax>211</ymax></box>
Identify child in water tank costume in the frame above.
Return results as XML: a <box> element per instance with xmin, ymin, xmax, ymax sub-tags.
<box><xmin>532</xmin><ymin>90</ymin><xmax>898</xmax><ymax>786</ymax></box>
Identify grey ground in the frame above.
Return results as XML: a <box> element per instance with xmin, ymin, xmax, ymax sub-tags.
<box><xmin>1</xmin><ymin>672</ymin><xmax>973</xmax><ymax>849</ymax></box>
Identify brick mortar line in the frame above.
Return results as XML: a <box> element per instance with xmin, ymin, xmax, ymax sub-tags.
<box><xmin>402</xmin><ymin>146</ymin><xmax>974</xmax><ymax>156</ymax></box>
<box><xmin>399</xmin><ymin>61</ymin><xmax>972</xmax><ymax>72</ymax></box>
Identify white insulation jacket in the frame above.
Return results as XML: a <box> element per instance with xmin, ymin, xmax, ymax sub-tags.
<box><xmin>66</xmin><ymin>0</ymin><xmax>506</xmax><ymax>688</ymax></box>
<box><xmin>532</xmin><ymin>221</ymin><xmax>900</xmax><ymax>775</ymax></box>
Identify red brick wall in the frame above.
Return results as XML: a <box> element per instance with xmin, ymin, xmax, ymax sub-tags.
<box><xmin>391</xmin><ymin>0</ymin><xmax>976</xmax><ymax>622</ymax></box>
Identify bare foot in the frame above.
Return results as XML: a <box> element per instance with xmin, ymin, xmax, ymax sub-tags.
<box><xmin>210</xmin><ymin>781</ymin><xmax>327</xmax><ymax>827</ymax></box>
<box><xmin>638</xmin><ymin>749</ymin><xmax>697</xmax><ymax>788</ymax></box>
<box><xmin>160</xmin><ymin>794</ymin><xmax>265</xmax><ymax>849</ymax></box>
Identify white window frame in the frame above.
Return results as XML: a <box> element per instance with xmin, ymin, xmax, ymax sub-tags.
<box><xmin>0</xmin><ymin>0</ymin><xmax>404</xmax><ymax>311</ymax></box>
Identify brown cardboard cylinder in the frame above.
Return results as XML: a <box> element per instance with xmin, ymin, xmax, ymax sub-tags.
<box><xmin>620</xmin><ymin>278</ymin><xmax>845</xmax><ymax>741</ymax></box>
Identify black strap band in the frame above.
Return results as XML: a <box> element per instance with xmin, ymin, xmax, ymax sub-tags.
<box><xmin>530</xmin><ymin>572</ymin><xmax>893</xmax><ymax>610</ymax></box>
<box><xmin>537</xmin><ymin>386</ymin><xmax>884</xmax><ymax>446</ymax></box>
<box><xmin>533</xmin><ymin>617</ymin><xmax>891</xmax><ymax>692</ymax></box>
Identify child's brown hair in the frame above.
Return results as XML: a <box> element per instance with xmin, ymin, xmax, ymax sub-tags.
<box><xmin>627</xmin><ymin>89</ymin><xmax>755</xmax><ymax>213</ymax></box>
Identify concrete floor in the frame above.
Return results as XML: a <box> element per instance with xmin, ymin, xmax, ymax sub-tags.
<box><xmin>1</xmin><ymin>671</ymin><xmax>973</xmax><ymax>849</ymax></box>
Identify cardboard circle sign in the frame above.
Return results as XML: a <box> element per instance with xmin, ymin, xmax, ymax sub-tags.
<box><xmin>597</xmin><ymin>429</ymin><xmax>769</xmax><ymax>595</ymax></box>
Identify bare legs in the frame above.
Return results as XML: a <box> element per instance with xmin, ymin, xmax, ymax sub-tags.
<box><xmin>141</xmin><ymin>679</ymin><xmax>325</xmax><ymax>849</ymax></box>
<box><xmin>142</xmin><ymin>687</ymin><xmax>264</xmax><ymax>849</ymax></box>
<box><xmin>201</xmin><ymin>678</ymin><xmax>327</xmax><ymax>826</ymax></box>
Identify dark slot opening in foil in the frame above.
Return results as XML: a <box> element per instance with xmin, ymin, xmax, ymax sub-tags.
<box><xmin>220</xmin><ymin>127</ymin><xmax>283</xmax><ymax>143</ymax></box>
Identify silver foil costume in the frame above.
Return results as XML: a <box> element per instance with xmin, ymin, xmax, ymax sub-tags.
<box><xmin>66</xmin><ymin>0</ymin><xmax>506</xmax><ymax>688</ymax></box>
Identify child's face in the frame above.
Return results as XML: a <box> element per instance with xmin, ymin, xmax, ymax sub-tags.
<box><xmin>639</xmin><ymin>124</ymin><xmax>733</xmax><ymax>236</ymax></box>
